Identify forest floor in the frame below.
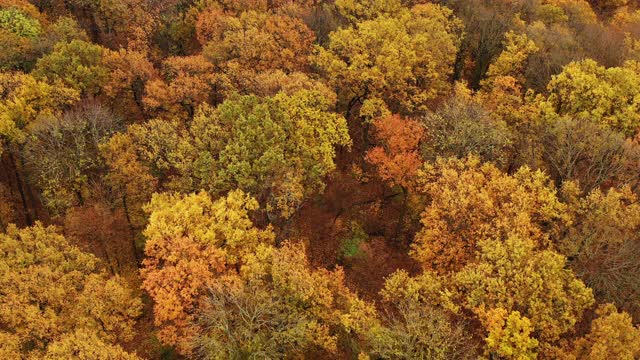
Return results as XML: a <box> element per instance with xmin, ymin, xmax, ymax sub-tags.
<box><xmin>275</xmin><ymin>111</ymin><xmax>422</xmax><ymax>299</ymax></box>
<box><xmin>294</xmin><ymin>163</ymin><xmax>420</xmax><ymax>302</ymax></box>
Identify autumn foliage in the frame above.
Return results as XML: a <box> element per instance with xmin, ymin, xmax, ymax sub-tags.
<box><xmin>365</xmin><ymin>114</ymin><xmax>424</xmax><ymax>191</ymax></box>
<box><xmin>411</xmin><ymin>156</ymin><xmax>568</xmax><ymax>273</ymax></box>
<box><xmin>0</xmin><ymin>223</ymin><xmax>142</xmax><ymax>358</ymax></box>
<box><xmin>3</xmin><ymin>0</ymin><xmax>640</xmax><ymax>359</ymax></box>
<box><xmin>140</xmin><ymin>190</ymin><xmax>274</xmax><ymax>353</ymax></box>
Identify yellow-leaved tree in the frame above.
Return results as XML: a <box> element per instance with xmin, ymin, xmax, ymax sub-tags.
<box><xmin>357</xmin><ymin>270</ymin><xmax>478</xmax><ymax>359</ymax></box>
<box><xmin>140</xmin><ymin>190</ymin><xmax>275</xmax><ymax>354</ymax></box>
<box><xmin>315</xmin><ymin>3</ymin><xmax>463</xmax><ymax>114</ymax></box>
<box><xmin>482</xmin><ymin>308</ymin><xmax>539</xmax><ymax>360</ymax></box>
<box><xmin>546</xmin><ymin>59</ymin><xmax>640</xmax><ymax>137</ymax></box>
<box><xmin>402</xmin><ymin>156</ymin><xmax>597</xmax><ymax>357</ymax></box>
<box><xmin>196</xmin><ymin>241</ymin><xmax>377</xmax><ymax>358</ymax></box>
<box><xmin>555</xmin><ymin>303</ymin><xmax>640</xmax><ymax>360</ymax></box>
<box><xmin>482</xmin><ymin>31</ymin><xmax>539</xmax><ymax>87</ymax></box>
<box><xmin>454</xmin><ymin>235</ymin><xmax>594</xmax><ymax>353</ymax></box>
<box><xmin>0</xmin><ymin>71</ymin><xmax>79</xmax><ymax>153</ymax></box>
<box><xmin>0</xmin><ymin>223</ymin><xmax>142</xmax><ymax>358</ymax></box>
<box><xmin>411</xmin><ymin>156</ymin><xmax>568</xmax><ymax>273</ymax></box>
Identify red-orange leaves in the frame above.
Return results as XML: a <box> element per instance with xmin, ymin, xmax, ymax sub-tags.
<box><xmin>365</xmin><ymin>114</ymin><xmax>424</xmax><ymax>190</ymax></box>
<box><xmin>140</xmin><ymin>190</ymin><xmax>274</xmax><ymax>354</ymax></box>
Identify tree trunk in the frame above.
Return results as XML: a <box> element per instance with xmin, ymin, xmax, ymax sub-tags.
<box><xmin>122</xmin><ymin>194</ymin><xmax>141</xmax><ymax>264</ymax></box>
<box><xmin>394</xmin><ymin>186</ymin><xmax>408</xmax><ymax>243</ymax></box>
<box><xmin>7</xmin><ymin>151</ymin><xmax>32</xmax><ymax>226</ymax></box>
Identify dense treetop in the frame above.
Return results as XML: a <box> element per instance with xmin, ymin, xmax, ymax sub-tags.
<box><xmin>2</xmin><ymin>0</ymin><xmax>640</xmax><ymax>359</ymax></box>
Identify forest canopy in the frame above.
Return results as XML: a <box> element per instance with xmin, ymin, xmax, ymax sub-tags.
<box><xmin>2</xmin><ymin>0</ymin><xmax>640</xmax><ymax>359</ymax></box>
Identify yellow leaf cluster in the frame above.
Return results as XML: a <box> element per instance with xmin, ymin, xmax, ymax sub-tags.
<box><xmin>412</xmin><ymin>155</ymin><xmax>568</xmax><ymax>272</ymax></box>
<box><xmin>315</xmin><ymin>3</ymin><xmax>463</xmax><ymax>114</ymax></box>
<box><xmin>0</xmin><ymin>223</ymin><xmax>142</xmax><ymax>358</ymax></box>
<box><xmin>546</xmin><ymin>59</ymin><xmax>640</xmax><ymax>136</ymax></box>
<box><xmin>482</xmin><ymin>308</ymin><xmax>539</xmax><ymax>360</ymax></box>
<box><xmin>140</xmin><ymin>190</ymin><xmax>275</xmax><ymax>353</ymax></box>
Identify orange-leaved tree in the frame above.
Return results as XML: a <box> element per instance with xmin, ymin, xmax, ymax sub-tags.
<box><xmin>411</xmin><ymin>156</ymin><xmax>569</xmax><ymax>273</ymax></box>
<box><xmin>365</xmin><ymin>114</ymin><xmax>425</xmax><ymax>191</ymax></box>
<box><xmin>140</xmin><ymin>190</ymin><xmax>275</xmax><ymax>354</ymax></box>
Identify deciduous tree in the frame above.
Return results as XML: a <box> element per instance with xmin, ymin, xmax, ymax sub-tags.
<box><xmin>140</xmin><ymin>190</ymin><xmax>275</xmax><ymax>354</ymax></box>
<box><xmin>0</xmin><ymin>6</ymin><xmax>41</xmax><ymax>38</ymax></box>
<box><xmin>365</xmin><ymin>114</ymin><xmax>424</xmax><ymax>191</ymax></box>
<box><xmin>482</xmin><ymin>308</ymin><xmax>539</xmax><ymax>360</ymax></box>
<box><xmin>542</xmin><ymin>117</ymin><xmax>640</xmax><ymax>192</ymax></box>
<box><xmin>121</xmin><ymin>90</ymin><xmax>350</xmax><ymax>220</ymax></box>
<box><xmin>455</xmin><ymin>234</ymin><xmax>594</xmax><ymax>345</ymax></box>
<box><xmin>143</xmin><ymin>55</ymin><xmax>217</xmax><ymax>119</ymax></box>
<box><xmin>358</xmin><ymin>270</ymin><xmax>477</xmax><ymax>359</ymax></box>
<box><xmin>0</xmin><ymin>72</ymin><xmax>79</xmax><ymax>151</ymax></box>
<box><xmin>483</xmin><ymin>31</ymin><xmax>539</xmax><ymax>86</ymax></box>
<box><xmin>102</xmin><ymin>48</ymin><xmax>156</xmax><ymax>116</ymax></box>
<box><xmin>23</xmin><ymin>102</ymin><xmax>120</xmax><ymax>214</ymax></box>
<box><xmin>198</xmin><ymin>8</ymin><xmax>315</xmax><ymax>73</ymax></box>
<box><xmin>99</xmin><ymin>131</ymin><xmax>158</xmax><ymax>230</ymax></box>
<box><xmin>560</xmin><ymin>184</ymin><xmax>640</xmax><ymax>318</ymax></box>
<box><xmin>421</xmin><ymin>86</ymin><xmax>512</xmax><ymax>167</ymax></box>
<box><xmin>315</xmin><ymin>3</ymin><xmax>463</xmax><ymax>114</ymax></box>
<box><xmin>65</xmin><ymin>0</ymin><xmax>157</xmax><ymax>48</ymax></box>
<box><xmin>0</xmin><ymin>223</ymin><xmax>142</xmax><ymax>358</ymax></box>
<box><xmin>477</xmin><ymin>75</ymin><xmax>556</xmax><ymax>170</ymax></box>
<box><xmin>197</xmin><ymin>242</ymin><xmax>372</xmax><ymax>358</ymax></box>
<box><xmin>546</xmin><ymin>59</ymin><xmax>640</xmax><ymax>137</ymax></box>
<box><xmin>523</xmin><ymin>18</ymin><xmax>583</xmax><ymax>93</ymax></box>
<box><xmin>188</xmin><ymin>90</ymin><xmax>350</xmax><ymax>219</ymax></box>
<box><xmin>32</xmin><ymin>39</ymin><xmax>110</xmax><ymax>97</ymax></box>
<box><xmin>0</xmin><ymin>1</ymin><xmax>43</xmax><ymax>70</ymax></box>
<box><xmin>560</xmin><ymin>303</ymin><xmax>640</xmax><ymax>360</ymax></box>
<box><xmin>412</xmin><ymin>156</ymin><xmax>568</xmax><ymax>273</ymax></box>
